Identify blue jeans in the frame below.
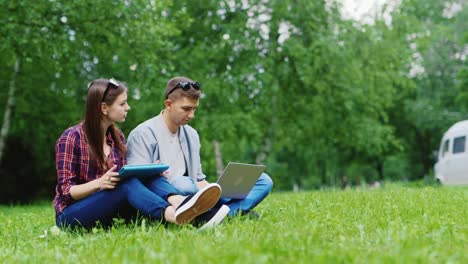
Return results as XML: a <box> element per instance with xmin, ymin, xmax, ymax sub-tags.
<box><xmin>56</xmin><ymin>177</ymin><xmax>178</xmax><ymax>229</ymax></box>
<box><xmin>169</xmin><ymin>173</ymin><xmax>273</xmax><ymax>217</ymax></box>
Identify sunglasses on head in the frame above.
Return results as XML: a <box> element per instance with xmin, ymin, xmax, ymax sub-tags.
<box><xmin>165</xmin><ymin>81</ymin><xmax>201</xmax><ymax>99</ymax></box>
<box><xmin>102</xmin><ymin>78</ymin><xmax>119</xmax><ymax>102</ymax></box>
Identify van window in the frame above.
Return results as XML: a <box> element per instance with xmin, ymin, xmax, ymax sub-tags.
<box><xmin>442</xmin><ymin>139</ymin><xmax>449</xmax><ymax>157</ymax></box>
<box><xmin>453</xmin><ymin>136</ymin><xmax>466</xmax><ymax>154</ymax></box>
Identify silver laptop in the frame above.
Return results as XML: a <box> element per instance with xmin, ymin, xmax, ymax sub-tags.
<box><xmin>216</xmin><ymin>162</ymin><xmax>266</xmax><ymax>199</ymax></box>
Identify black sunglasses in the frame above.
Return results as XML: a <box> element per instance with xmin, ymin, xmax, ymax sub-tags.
<box><xmin>165</xmin><ymin>81</ymin><xmax>201</xmax><ymax>99</ymax></box>
<box><xmin>102</xmin><ymin>78</ymin><xmax>119</xmax><ymax>101</ymax></box>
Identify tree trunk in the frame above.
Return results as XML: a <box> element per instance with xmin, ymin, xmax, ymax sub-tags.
<box><xmin>416</xmin><ymin>130</ymin><xmax>433</xmax><ymax>180</ymax></box>
<box><xmin>212</xmin><ymin>140</ymin><xmax>223</xmax><ymax>177</ymax></box>
<box><xmin>256</xmin><ymin>137</ymin><xmax>271</xmax><ymax>165</ymax></box>
<box><xmin>0</xmin><ymin>58</ymin><xmax>20</xmax><ymax>167</ymax></box>
<box><xmin>376</xmin><ymin>159</ymin><xmax>384</xmax><ymax>181</ymax></box>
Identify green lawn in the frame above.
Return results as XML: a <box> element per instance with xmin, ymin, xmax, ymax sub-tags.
<box><xmin>1</xmin><ymin>185</ymin><xmax>467</xmax><ymax>263</ymax></box>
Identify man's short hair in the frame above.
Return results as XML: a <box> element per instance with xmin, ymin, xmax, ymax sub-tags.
<box><xmin>165</xmin><ymin>76</ymin><xmax>201</xmax><ymax>101</ymax></box>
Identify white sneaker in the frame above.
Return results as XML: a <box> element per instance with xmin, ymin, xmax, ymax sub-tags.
<box><xmin>174</xmin><ymin>183</ymin><xmax>222</xmax><ymax>224</ymax></box>
<box><xmin>197</xmin><ymin>205</ymin><xmax>230</xmax><ymax>230</ymax></box>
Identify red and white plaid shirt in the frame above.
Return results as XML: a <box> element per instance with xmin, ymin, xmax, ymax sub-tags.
<box><xmin>53</xmin><ymin>123</ymin><xmax>126</xmax><ymax>217</ymax></box>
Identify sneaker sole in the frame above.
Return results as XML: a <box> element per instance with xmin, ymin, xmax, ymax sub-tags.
<box><xmin>198</xmin><ymin>205</ymin><xmax>230</xmax><ymax>231</ymax></box>
<box><xmin>175</xmin><ymin>183</ymin><xmax>221</xmax><ymax>224</ymax></box>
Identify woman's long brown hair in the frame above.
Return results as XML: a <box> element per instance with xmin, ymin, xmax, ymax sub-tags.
<box><xmin>83</xmin><ymin>79</ymin><xmax>127</xmax><ymax>170</ymax></box>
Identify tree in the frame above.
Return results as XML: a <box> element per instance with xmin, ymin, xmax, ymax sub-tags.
<box><xmin>0</xmin><ymin>0</ymin><xmax>177</xmax><ymax>202</ymax></box>
<box><xmin>389</xmin><ymin>0</ymin><xmax>468</xmax><ymax>179</ymax></box>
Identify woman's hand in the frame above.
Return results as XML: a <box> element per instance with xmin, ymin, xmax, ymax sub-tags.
<box><xmin>98</xmin><ymin>165</ymin><xmax>121</xmax><ymax>190</ymax></box>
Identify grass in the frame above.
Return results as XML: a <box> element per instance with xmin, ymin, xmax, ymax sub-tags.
<box><xmin>0</xmin><ymin>184</ymin><xmax>467</xmax><ymax>263</ymax></box>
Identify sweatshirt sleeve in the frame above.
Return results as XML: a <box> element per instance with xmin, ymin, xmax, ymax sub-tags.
<box><xmin>126</xmin><ymin>127</ymin><xmax>157</xmax><ymax>165</ymax></box>
<box><xmin>55</xmin><ymin>129</ymin><xmax>80</xmax><ymax>205</ymax></box>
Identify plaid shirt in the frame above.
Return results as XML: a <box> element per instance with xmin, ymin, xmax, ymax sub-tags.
<box><xmin>53</xmin><ymin>123</ymin><xmax>126</xmax><ymax>217</ymax></box>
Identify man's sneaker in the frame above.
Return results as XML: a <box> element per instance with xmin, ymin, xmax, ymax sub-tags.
<box><xmin>174</xmin><ymin>183</ymin><xmax>221</xmax><ymax>224</ymax></box>
<box><xmin>195</xmin><ymin>205</ymin><xmax>230</xmax><ymax>230</ymax></box>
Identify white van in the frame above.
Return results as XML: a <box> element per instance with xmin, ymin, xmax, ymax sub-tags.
<box><xmin>434</xmin><ymin>120</ymin><xmax>468</xmax><ymax>185</ymax></box>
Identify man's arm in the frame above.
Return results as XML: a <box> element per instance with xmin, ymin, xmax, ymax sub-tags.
<box><xmin>126</xmin><ymin>128</ymin><xmax>156</xmax><ymax>165</ymax></box>
<box><xmin>189</xmin><ymin>128</ymin><xmax>208</xmax><ymax>182</ymax></box>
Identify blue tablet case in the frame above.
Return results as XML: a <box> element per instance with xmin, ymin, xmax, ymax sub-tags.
<box><xmin>118</xmin><ymin>164</ymin><xmax>169</xmax><ymax>179</ymax></box>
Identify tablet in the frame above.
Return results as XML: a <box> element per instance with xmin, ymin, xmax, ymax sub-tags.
<box><xmin>118</xmin><ymin>164</ymin><xmax>169</xmax><ymax>179</ymax></box>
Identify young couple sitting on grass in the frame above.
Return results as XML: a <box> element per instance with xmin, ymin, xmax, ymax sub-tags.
<box><xmin>53</xmin><ymin>77</ymin><xmax>273</xmax><ymax>230</ymax></box>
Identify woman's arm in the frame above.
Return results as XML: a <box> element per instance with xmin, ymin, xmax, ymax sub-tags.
<box><xmin>70</xmin><ymin>180</ymin><xmax>100</xmax><ymax>200</ymax></box>
<box><xmin>70</xmin><ymin>165</ymin><xmax>120</xmax><ymax>200</ymax></box>
<box><xmin>56</xmin><ymin>128</ymin><xmax>121</xmax><ymax>202</ymax></box>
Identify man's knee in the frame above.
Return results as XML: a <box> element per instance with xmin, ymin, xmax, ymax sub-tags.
<box><xmin>170</xmin><ymin>176</ymin><xmax>198</xmax><ymax>195</ymax></box>
<box><xmin>259</xmin><ymin>173</ymin><xmax>274</xmax><ymax>193</ymax></box>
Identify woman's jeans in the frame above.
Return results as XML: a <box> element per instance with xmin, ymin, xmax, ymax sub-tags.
<box><xmin>169</xmin><ymin>173</ymin><xmax>274</xmax><ymax>217</ymax></box>
<box><xmin>56</xmin><ymin>177</ymin><xmax>178</xmax><ymax>229</ymax></box>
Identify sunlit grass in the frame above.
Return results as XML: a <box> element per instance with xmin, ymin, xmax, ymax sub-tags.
<box><xmin>0</xmin><ymin>185</ymin><xmax>466</xmax><ymax>263</ymax></box>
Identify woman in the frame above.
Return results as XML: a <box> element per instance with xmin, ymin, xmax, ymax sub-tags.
<box><xmin>53</xmin><ymin>78</ymin><xmax>222</xmax><ymax>229</ymax></box>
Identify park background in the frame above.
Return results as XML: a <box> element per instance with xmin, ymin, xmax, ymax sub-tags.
<box><xmin>0</xmin><ymin>0</ymin><xmax>467</xmax><ymax>203</ymax></box>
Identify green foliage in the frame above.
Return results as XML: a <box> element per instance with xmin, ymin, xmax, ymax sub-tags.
<box><xmin>0</xmin><ymin>0</ymin><xmax>467</xmax><ymax>199</ymax></box>
<box><xmin>455</xmin><ymin>8</ymin><xmax>468</xmax><ymax>111</ymax></box>
<box><xmin>0</xmin><ymin>187</ymin><xmax>467</xmax><ymax>263</ymax></box>
<box><xmin>389</xmin><ymin>0</ymin><xmax>468</xmax><ymax>179</ymax></box>
<box><xmin>0</xmin><ymin>0</ymin><xmax>178</xmax><ymax>201</ymax></box>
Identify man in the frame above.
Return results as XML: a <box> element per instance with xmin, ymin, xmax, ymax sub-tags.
<box><xmin>126</xmin><ymin>76</ymin><xmax>273</xmax><ymax>227</ymax></box>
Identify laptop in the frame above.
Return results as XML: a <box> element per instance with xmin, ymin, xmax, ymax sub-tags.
<box><xmin>216</xmin><ymin>162</ymin><xmax>266</xmax><ymax>199</ymax></box>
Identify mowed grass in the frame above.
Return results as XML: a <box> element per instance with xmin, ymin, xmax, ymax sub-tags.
<box><xmin>0</xmin><ymin>185</ymin><xmax>467</xmax><ymax>263</ymax></box>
